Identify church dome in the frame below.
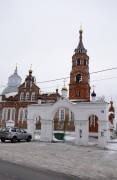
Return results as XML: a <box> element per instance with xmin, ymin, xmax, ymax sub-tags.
<box><xmin>2</xmin><ymin>66</ymin><xmax>22</xmax><ymax>95</ymax></box>
<box><xmin>91</xmin><ymin>90</ymin><xmax>96</xmax><ymax>97</ymax></box>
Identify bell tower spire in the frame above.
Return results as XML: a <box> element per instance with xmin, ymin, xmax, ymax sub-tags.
<box><xmin>69</xmin><ymin>27</ymin><xmax>90</xmax><ymax>102</ymax></box>
<box><xmin>74</xmin><ymin>27</ymin><xmax>87</xmax><ymax>54</ymax></box>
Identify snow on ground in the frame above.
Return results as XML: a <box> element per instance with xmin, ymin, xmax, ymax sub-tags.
<box><xmin>34</xmin><ymin>131</ymin><xmax>117</xmax><ymax>150</ymax></box>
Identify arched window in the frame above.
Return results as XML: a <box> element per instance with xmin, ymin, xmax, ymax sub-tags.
<box><xmin>75</xmin><ymin>74</ymin><xmax>82</xmax><ymax>83</ymax></box>
<box><xmin>2</xmin><ymin>108</ymin><xmax>8</xmax><ymax>121</ymax></box>
<box><xmin>10</xmin><ymin>108</ymin><xmax>16</xmax><ymax>121</ymax></box>
<box><xmin>31</xmin><ymin>92</ymin><xmax>35</xmax><ymax>101</ymax></box>
<box><xmin>20</xmin><ymin>93</ymin><xmax>25</xmax><ymax>101</ymax></box>
<box><xmin>69</xmin><ymin>111</ymin><xmax>74</xmax><ymax>122</ymax></box>
<box><xmin>24</xmin><ymin>108</ymin><xmax>28</xmax><ymax>121</ymax></box>
<box><xmin>59</xmin><ymin>108</ymin><xmax>65</xmax><ymax>121</ymax></box>
<box><xmin>77</xmin><ymin>59</ymin><xmax>80</xmax><ymax>65</ymax></box>
<box><xmin>25</xmin><ymin>92</ymin><xmax>30</xmax><ymax>101</ymax></box>
<box><xmin>84</xmin><ymin>59</ymin><xmax>86</xmax><ymax>65</ymax></box>
<box><xmin>18</xmin><ymin>108</ymin><xmax>24</xmax><ymax>121</ymax></box>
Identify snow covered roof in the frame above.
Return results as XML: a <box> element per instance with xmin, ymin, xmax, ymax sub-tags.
<box><xmin>5</xmin><ymin>92</ymin><xmax>18</xmax><ymax>98</ymax></box>
<box><xmin>2</xmin><ymin>67</ymin><xmax>22</xmax><ymax>95</ymax></box>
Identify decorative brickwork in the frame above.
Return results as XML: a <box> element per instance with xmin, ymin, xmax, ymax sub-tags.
<box><xmin>0</xmin><ymin>69</ymin><xmax>61</xmax><ymax>129</ymax></box>
<box><xmin>69</xmin><ymin>28</ymin><xmax>90</xmax><ymax>101</ymax></box>
<box><xmin>1</xmin><ymin>69</ymin><xmax>40</xmax><ymax>128</ymax></box>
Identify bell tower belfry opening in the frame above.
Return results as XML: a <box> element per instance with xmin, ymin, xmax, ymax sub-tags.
<box><xmin>69</xmin><ymin>27</ymin><xmax>90</xmax><ymax>101</ymax></box>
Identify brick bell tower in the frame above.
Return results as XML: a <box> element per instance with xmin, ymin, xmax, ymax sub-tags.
<box><xmin>69</xmin><ymin>27</ymin><xmax>90</xmax><ymax>101</ymax></box>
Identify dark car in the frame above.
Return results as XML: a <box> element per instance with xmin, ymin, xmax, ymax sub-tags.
<box><xmin>0</xmin><ymin>127</ymin><xmax>32</xmax><ymax>143</ymax></box>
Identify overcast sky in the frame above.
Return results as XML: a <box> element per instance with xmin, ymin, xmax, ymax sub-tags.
<box><xmin>0</xmin><ymin>0</ymin><xmax>117</xmax><ymax>107</ymax></box>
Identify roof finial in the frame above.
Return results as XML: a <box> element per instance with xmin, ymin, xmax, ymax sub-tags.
<box><xmin>62</xmin><ymin>79</ymin><xmax>67</xmax><ymax>91</ymax></box>
<box><xmin>109</xmin><ymin>97</ymin><xmax>114</xmax><ymax>112</ymax></box>
<box><xmin>29</xmin><ymin>64</ymin><xmax>32</xmax><ymax>74</ymax></box>
<box><xmin>14</xmin><ymin>63</ymin><xmax>18</xmax><ymax>74</ymax></box>
<box><xmin>110</xmin><ymin>96</ymin><xmax>113</xmax><ymax>104</ymax></box>
<box><xmin>56</xmin><ymin>84</ymin><xmax>59</xmax><ymax>93</ymax></box>
<box><xmin>63</xmin><ymin>79</ymin><xmax>66</xmax><ymax>88</ymax></box>
<box><xmin>111</xmin><ymin>96</ymin><xmax>112</xmax><ymax>101</ymax></box>
<box><xmin>92</xmin><ymin>84</ymin><xmax>96</xmax><ymax>91</ymax></box>
<box><xmin>80</xmin><ymin>23</ymin><xmax>83</xmax><ymax>32</ymax></box>
<box><xmin>30</xmin><ymin>64</ymin><xmax>32</xmax><ymax>70</ymax></box>
<box><xmin>79</xmin><ymin>23</ymin><xmax>83</xmax><ymax>41</ymax></box>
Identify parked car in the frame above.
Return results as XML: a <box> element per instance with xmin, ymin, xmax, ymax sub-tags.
<box><xmin>0</xmin><ymin>127</ymin><xmax>32</xmax><ymax>143</ymax></box>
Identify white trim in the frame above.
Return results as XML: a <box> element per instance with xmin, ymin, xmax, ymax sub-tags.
<box><xmin>18</xmin><ymin>108</ymin><xmax>24</xmax><ymax>122</ymax></box>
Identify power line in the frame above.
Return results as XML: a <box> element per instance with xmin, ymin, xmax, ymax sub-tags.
<box><xmin>40</xmin><ymin>76</ymin><xmax>117</xmax><ymax>91</ymax></box>
<box><xmin>90</xmin><ymin>67</ymin><xmax>117</xmax><ymax>74</ymax></box>
<box><xmin>91</xmin><ymin>76</ymin><xmax>117</xmax><ymax>82</ymax></box>
<box><xmin>36</xmin><ymin>66</ymin><xmax>117</xmax><ymax>84</ymax></box>
<box><xmin>37</xmin><ymin>77</ymin><xmax>68</xmax><ymax>84</ymax></box>
<box><xmin>0</xmin><ymin>66</ymin><xmax>117</xmax><ymax>89</ymax></box>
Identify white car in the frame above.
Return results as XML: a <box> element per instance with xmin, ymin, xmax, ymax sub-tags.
<box><xmin>0</xmin><ymin>127</ymin><xmax>32</xmax><ymax>143</ymax></box>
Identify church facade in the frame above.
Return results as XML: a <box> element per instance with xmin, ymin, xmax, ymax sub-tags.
<box><xmin>0</xmin><ymin>67</ymin><xmax>40</xmax><ymax>128</ymax></box>
<box><xmin>0</xmin><ymin>28</ymin><xmax>115</xmax><ymax>143</ymax></box>
<box><xmin>0</xmin><ymin>67</ymin><xmax>60</xmax><ymax>128</ymax></box>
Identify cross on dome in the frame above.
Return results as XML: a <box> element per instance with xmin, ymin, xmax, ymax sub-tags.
<box><xmin>62</xmin><ymin>79</ymin><xmax>67</xmax><ymax>91</ymax></box>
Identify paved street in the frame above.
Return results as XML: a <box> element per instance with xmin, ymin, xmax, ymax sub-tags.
<box><xmin>0</xmin><ymin>160</ymin><xmax>78</xmax><ymax>180</ymax></box>
<box><xmin>0</xmin><ymin>140</ymin><xmax>117</xmax><ymax>180</ymax></box>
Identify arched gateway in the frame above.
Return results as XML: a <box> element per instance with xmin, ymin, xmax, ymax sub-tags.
<box><xmin>27</xmin><ymin>96</ymin><xmax>110</xmax><ymax>148</ymax></box>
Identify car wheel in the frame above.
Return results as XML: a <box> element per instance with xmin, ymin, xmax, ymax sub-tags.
<box><xmin>1</xmin><ymin>139</ymin><xmax>5</xmax><ymax>143</ymax></box>
<box><xmin>27</xmin><ymin>136</ymin><xmax>31</xmax><ymax>142</ymax></box>
<box><xmin>11</xmin><ymin>136</ymin><xmax>17</xmax><ymax>143</ymax></box>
